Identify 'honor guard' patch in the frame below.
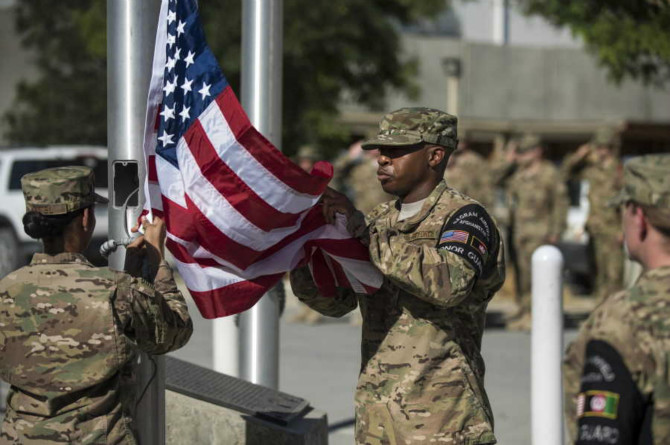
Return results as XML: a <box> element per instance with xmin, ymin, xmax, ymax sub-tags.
<box><xmin>438</xmin><ymin>204</ymin><xmax>495</xmax><ymax>276</ymax></box>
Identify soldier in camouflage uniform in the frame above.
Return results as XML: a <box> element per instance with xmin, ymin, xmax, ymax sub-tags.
<box><xmin>445</xmin><ymin>140</ymin><xmax>494</xmax><ymax>210</ymax></box>
<box><xmin>563</xmin><ymin>154</ymin><xmax>670</xmax><ymax>444</ymax></box>
<box><xmin>493</xmin><ymin>134</ymin><xmax>568</xmax><ymax>330</ymax></box>
<box><xmin>562</xmin><ymin>128</ymin><xmax>624</xmax><ymax>301</ymax></box>
<box><xmin>291</xmin><ymin>108</ymin><xmax>505</xmax><ymax>444</ymax></box>
<box><xmin>0</xmin><ymin>166</ymin><xmax>193</xmax><ymax>444</ymax></box>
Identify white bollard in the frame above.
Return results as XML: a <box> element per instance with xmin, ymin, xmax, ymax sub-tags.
<box><xmin>531</xmin><ymin>245</ymin><xmax>564</xmax><ymax>445</ymax></box>
<box><xmin>213</xmin><ymin>316</ymin><xmax>239</xmax><ymax>377</ymax></box>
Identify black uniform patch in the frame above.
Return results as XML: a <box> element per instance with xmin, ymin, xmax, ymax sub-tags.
<box><xmin>576</xmin><ymin>340</ymin><xmax>651</xmax><ymax>444</ymax></box>
<box><xmin>438</xmin><ymin>204</ymin><xmax>496</xmax><ymax>276</ymax></box>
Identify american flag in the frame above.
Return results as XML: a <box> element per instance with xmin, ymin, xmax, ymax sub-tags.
<box><xmin>440</xmin><ymin>230</ymin><xmax>469</xmax><ymax>244</ymax></box>
<box><xmin>141</xmin><ymin>0</ymin><xmax>383</xmax><ymax>318</ymax></box>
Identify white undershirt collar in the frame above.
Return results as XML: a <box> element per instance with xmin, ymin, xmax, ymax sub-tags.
<box><xmin>398</xmin><ymin>198</ymin><xmax>427</xmax><ymax>221</ymax></box>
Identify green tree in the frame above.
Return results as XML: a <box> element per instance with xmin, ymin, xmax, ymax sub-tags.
<box><xmin>4</xmin><ymin>0</ymin><xmax>106</xmax><ymax>145</ymax></box>
<box><xmin>5</xmin><ymin>0</ymin><xmax>446</xmax><ymax>158</ymax></box>
<box><xmin>519</xmin><ymin>0</ymin><xmax>670</xmax><ymax>85</ymax></box>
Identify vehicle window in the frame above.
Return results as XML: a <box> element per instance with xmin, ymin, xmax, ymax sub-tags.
<box><xmin>8</xmin><ymin>158</ymin><xmax>108</xmax><ymax>190</ymax></box>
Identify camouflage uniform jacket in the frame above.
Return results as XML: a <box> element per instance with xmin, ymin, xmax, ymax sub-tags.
<box><xmin>563</xmin><ymin>266</ymin><xmax>670</xmax><ymax>444</ymax></box>
<box><xmin>562</xmin><ymin>153</ymin><xmax>622</xmax><ymax>237</ymax></box>
<box><xmin>291</xmin><ymin>181</ymin><xmax>506</xmax><ymax>444</ymax></box>
<box><xmin>0</xmin><ymin>253</ymin><xmax>193</xmax><ymax>444</ymax></box>
<box><xmin>445</xmin><ymin>151</ymin><xmax>494</xmax><ymax>210</ymax></box>
<box><xmin>494</xmin><ymin>160</ymin><xmax>568</xmax><ymax>241</ymax></box>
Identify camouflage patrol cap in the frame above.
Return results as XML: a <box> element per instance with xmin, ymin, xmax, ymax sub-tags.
<box><xmin>21</xmin><ymin>166</ymin><xmax>108</xmax><ymax>215</ymax></box>
<box><xmin>361</xmin><ymin>107</ymin><xmax>458</xmax><ymax>151</ymax></box>
<box><xmin>609</xmin><ymin>155</ymin><xmax>670</xmax><ymax>208</ymax></box>
<box><xmin>515</xmin><ymin>134</ymin><xmax>542</xmax><ymax>153</ymax></box>
<box><xmin>591</xmin><ymin>127</ymin><xmax>619</xmax><ymax>147</ymax></box>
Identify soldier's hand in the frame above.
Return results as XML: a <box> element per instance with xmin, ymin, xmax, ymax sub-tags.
<box><xmin>321</xmin><ymin>187</ymin><xmax>357</xmax><ymax>224</ymax></box>
<box><xmin>125</xmin><ymin>236</ymin><xmax>146</xmax><ymax>277</ymax></box>
<box><xmin>144</xmin><ymin>217</ymin><xmax>167</xmax><ymax>256</ymax></box>
<box><xmin>576</xmin><ymin>144</ymin><xmax>592</xmax><ymax>159</ymax></box>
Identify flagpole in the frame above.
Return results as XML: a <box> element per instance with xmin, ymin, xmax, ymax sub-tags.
<box><xmin>107</xmin><ymin>0</ymin><xmax>164</xmax><ymax>444</ymax></box>
<box><xmin>238</xmin><ymin>0</ymin><xmax>283</xmax><ymax>389</ymax></box>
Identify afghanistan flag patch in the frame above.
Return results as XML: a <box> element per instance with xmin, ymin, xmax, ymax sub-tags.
<box><xmin>577</xmin><ymin>390</ymin><xmax>620</xmax><ymax>419</ymax></box>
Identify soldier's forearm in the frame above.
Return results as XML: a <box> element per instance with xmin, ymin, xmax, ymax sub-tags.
<box><xmin>490</xmin><ymin>160</ymin><xmax>516</xmax><ymax>186</ymax></box>
<box><xmin>153</xmin><ymin>260</ymin><xmax>177</xmax><ymax>293</ymax></box>
<box><xmin>150</xmin><ymin>262</ymin><xmax>193</xmax><ymax>352</ymax></box>
<box><xmin>371</xmin><ymin>233</ymin><xmax>474</xmax><ymax>307</ymax></box>
<box><xmin>289</xmin><ymin>266</ymin><xmax>358</xmax><ymax>317</ymax></box>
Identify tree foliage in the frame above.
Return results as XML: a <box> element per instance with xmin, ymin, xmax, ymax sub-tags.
<box><xmin>4</xmin><ymin>0</ymin><xmax>106</xmax><ymax>146</ymax></box>
<box><xmin>4</xmin><ymin>0</ymin><xmax>446</xmax><ymax>158</ymax></box>
<box><xmin>519</xmin><ymin>0</ymin><xmax>670</xmax><ymax>85</ymax></box>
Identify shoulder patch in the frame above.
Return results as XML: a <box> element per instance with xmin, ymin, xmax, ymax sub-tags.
<box><xmin>575</xmin><ymin>339</ymin><xmax>649</xmax><ymax>444</ymax></box>
<box><xmin>438</xmin><ymin>204</ymin><xmax>496</xmax><ymax>276</ymax></box>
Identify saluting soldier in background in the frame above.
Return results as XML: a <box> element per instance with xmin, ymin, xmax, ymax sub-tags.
<box><xmin>291</xmin><ymin>108</ymin><xmax>505</xmax><ymax>444</ymax></box>
<box><xmin>0</xmin><ymin>167</ymin><xmax>192</xmax><ymax>444</ymax></box>
<box><xmin>445</xmin><ymin>139</ymin><xmax>494</xmax><ymax>210</ymax></box>
<box><xmin>562</xmin><ymin>127</ymin><xmax>624</xmax><ymax>301</ymax></box>
<box><xmin>494</xmin><ymin>134</ymin><xmax>569</xmax><ymax>331</ymax></box>
<box><xmin>564</xmin><ymin>155</ymin><xmax>670</xmax><ymax>444</ymax></box>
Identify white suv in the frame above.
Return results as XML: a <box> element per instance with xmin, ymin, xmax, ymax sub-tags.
<box><xmin>0</xmin><ymin>146</ymin><xmax>109</xmax><ymax>278</ymax></box>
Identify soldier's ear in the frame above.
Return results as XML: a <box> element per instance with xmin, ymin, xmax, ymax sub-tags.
<box><xmin>637</xmin><ymin>206</ymin><xmax>649</xmax><ymax>241</ymax></box>
<box><xmin>81</xmin><ymin>207</ymin><xmax>93</xmax><ymax>232</ymax></box>
<box><xmin>427</xmin><ymin>145</ymin><xmax>445</xmax><ymax>169</ymax></box>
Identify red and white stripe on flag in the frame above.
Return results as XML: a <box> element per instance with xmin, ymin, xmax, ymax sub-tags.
<box><xmin>140</xmin><ymin>0</ymin><xmax>383</xmax><ymax>318</ymax></box>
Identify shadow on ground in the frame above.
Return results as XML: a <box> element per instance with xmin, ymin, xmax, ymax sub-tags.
<box><xmin>485</xmin><ymin>310</ymin><xmax>591</xmax><ymax>330</ymax></box>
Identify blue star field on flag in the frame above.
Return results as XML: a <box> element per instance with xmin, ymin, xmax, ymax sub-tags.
<box><xmin>156</xmin><ymin>0</ymin><xmax>228</xmax><ymax>167</ymax></box>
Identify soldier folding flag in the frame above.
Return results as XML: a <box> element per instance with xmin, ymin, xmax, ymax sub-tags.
<box><xmin>140</xmin><ymin>0</ymin><xmax>383</xmax><ymax>318</ymax></box>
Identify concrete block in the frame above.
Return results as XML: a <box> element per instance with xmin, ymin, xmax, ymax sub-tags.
<box><xmin>166</xmin><ymin>390</ymin><xmax>328</xmax><ymax>445</ymax></box>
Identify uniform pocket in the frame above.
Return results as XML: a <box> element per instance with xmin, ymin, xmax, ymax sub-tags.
<box><xmin>356</xmin><ymin>402</ymin><xmax>398</xmax><ymax>445</ymax></box>
<box><xmin>384</xmin><ymin>364</ymin><xmax>494</xmax><ymax>443</ymax></box>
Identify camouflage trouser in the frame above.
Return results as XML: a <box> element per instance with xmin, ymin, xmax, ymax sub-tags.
<box><xmin>513</xmin><ymin>236</ymin><xmax>545</xmax><ymax>314</ymax></box>
<box><xmin>590</xmin><ymin>232</ymin><xmax>623</xmax><ymax>302</ymax></box>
